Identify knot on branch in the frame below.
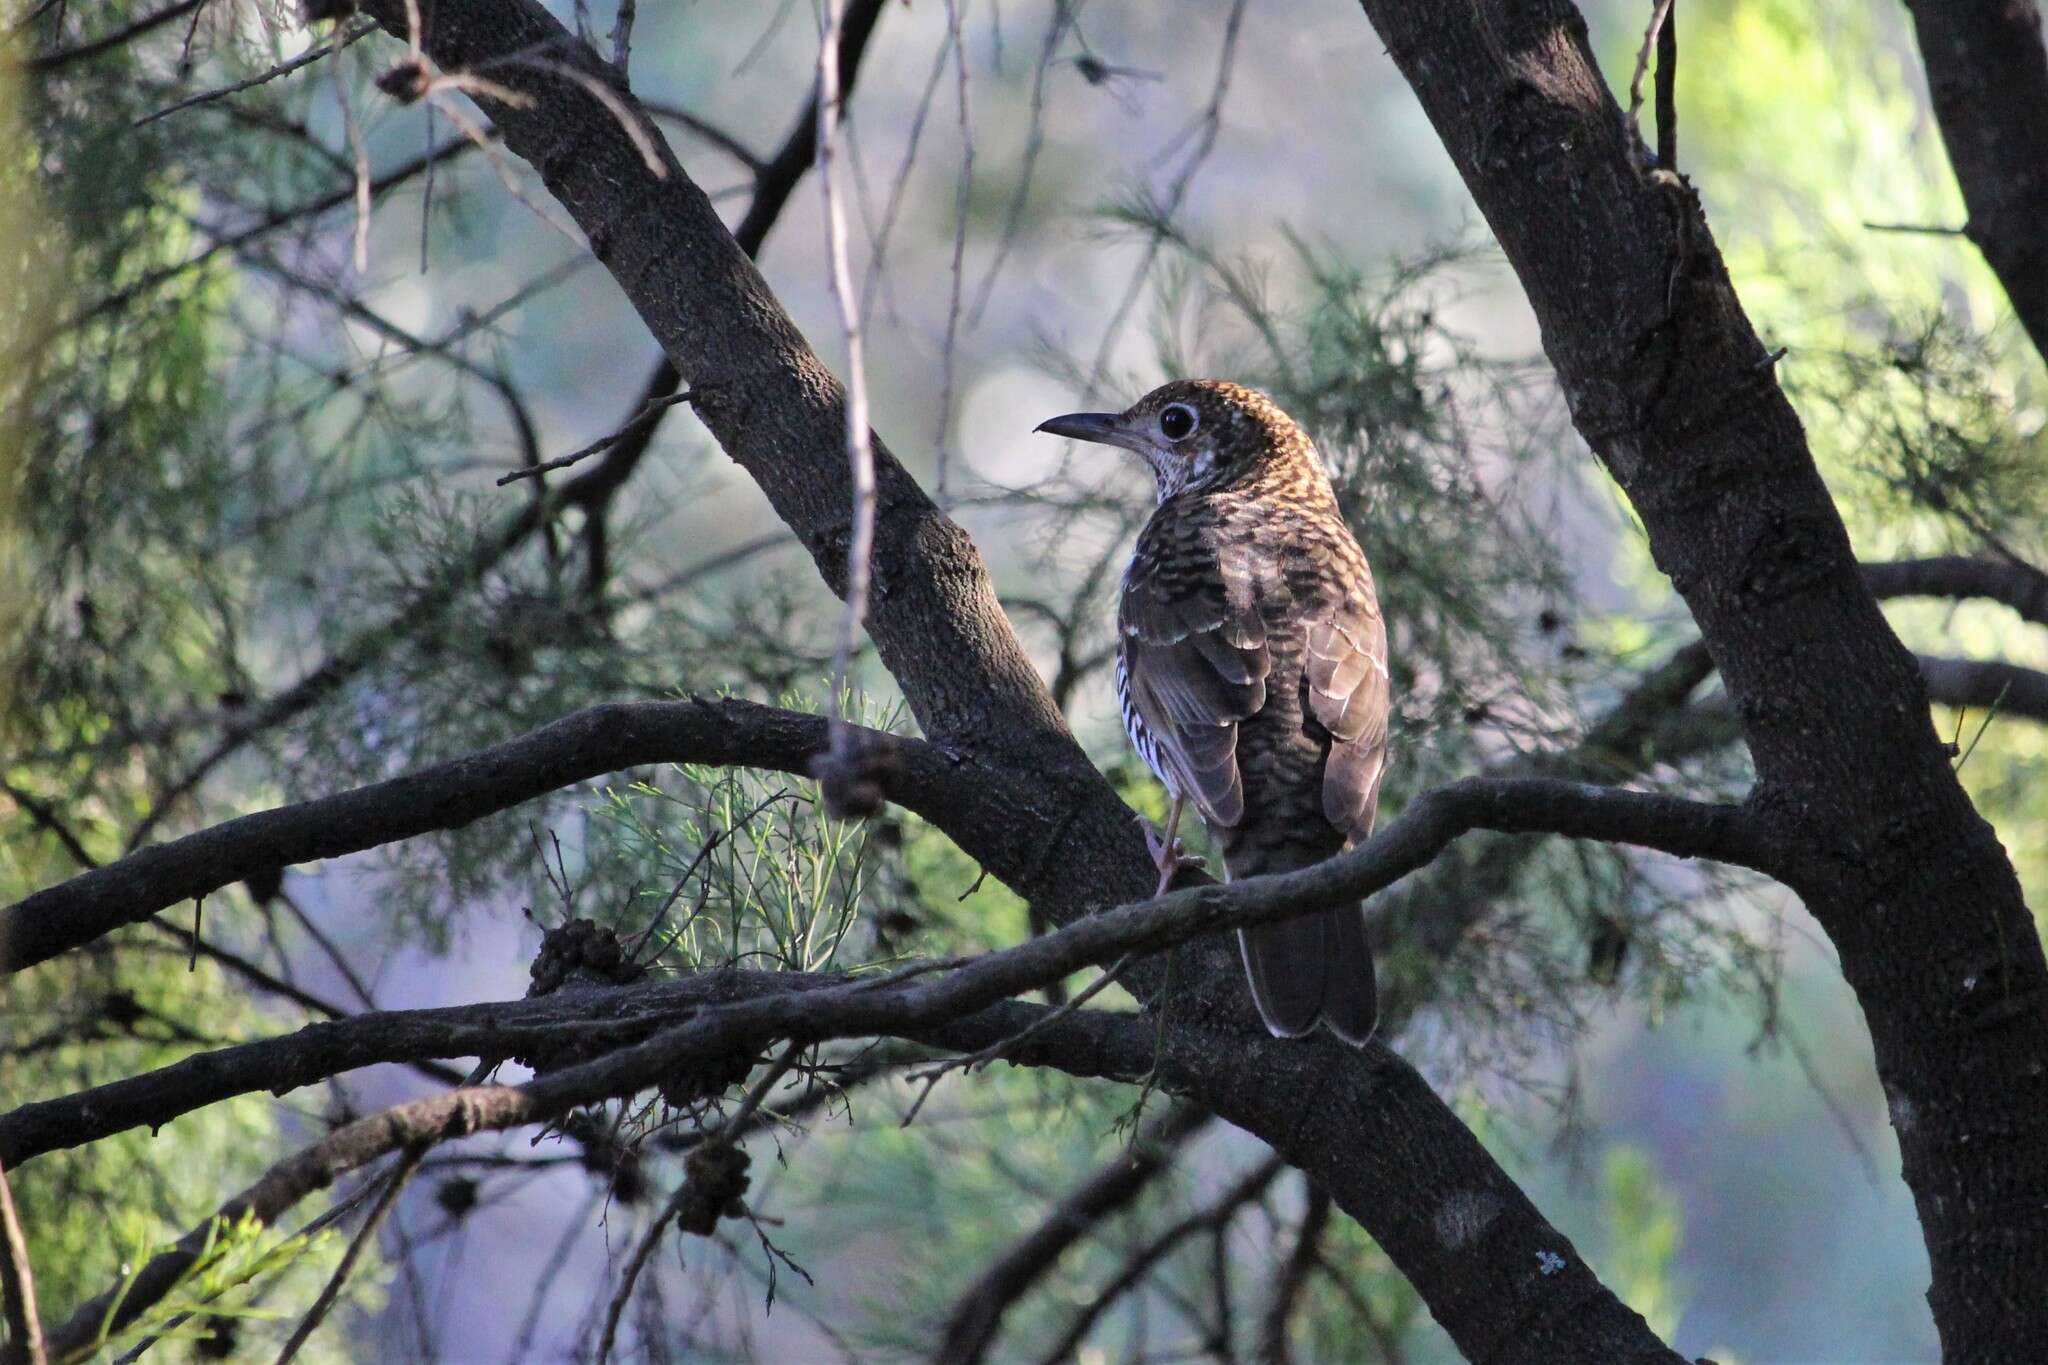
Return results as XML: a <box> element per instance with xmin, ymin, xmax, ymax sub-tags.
<box><xmin>658</xmin><ymin>1043</ymin><xmax>756</xmax><ymax>1110</ymax></box>
<box><xmin>581</xmin><ymin>1133</ymin><xmax>648</xmax><ymax>1206</ymax></box>
<box><xmin>526</xmin><ymin>918</ymin><xmax>643</xmax><ymax>997</ymax></box>
<box><xmin>677</xmin><ymin>1142</ymin><xmax>751</xmax><ymax>1236</ymax></box>
<box><xmin>809</xmin><ymin>731</ymin><xmax>900</xmax><ymax>820</ymax></box>
<box><xmin>375</xmin><ymin>59</ymin><xmax>431</xmax><ymax>105</ymax></box>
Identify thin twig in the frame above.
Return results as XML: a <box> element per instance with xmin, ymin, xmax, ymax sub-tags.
<box><xmin>273</xmin><ymin>1146</ymin><xmax>426</xmax><ymax>1364</ymax></box>
<box><xmin>902</xmin><ymin>953</ymin><xmax>1133</xmax><ymax>1127</ymax></box>
<box><xmin>332</xmin><ymin>46</ymin><xmax>372</xmax><ymax>276</ymax></box>
<box><xmin>610</xmin><ymin>0</ymin><xmax>636</xmax><ymax>75</ymax></box>
<box><xmin>1653</xmin><ymin>0</ymin><xmax>1677</xmax><ymax>170</ymax></box>
<box><xmin>0</xmin><ymin>1159</ymin><xmax>46</xmax><ymax>1365</ymax></box>
<box><xmin>24</xmin><ymin>0</ymin><xmax>206</xmax><ymax>71</ymax></box>
<box><xmin>816</xmin><ymin>0</ymin><xmax>877</xmax><ymax>756</ymax></box>
<box><xmin>1625</xmin><ymin>0</ymin><xmax>1677</xmax><ymax>168</ymax></box>
<box><xmin>1082</xmin><ymin>0</ymin><xmax>1249</xmax><ymax>398</ymax></box>
<box><xmin>1863</xmin><ymin>221</ymin><xmax>1969</xmax><ymax>237</ymax></box>
<box><xmin>933</xmin><ymin>0</ymin><xmax>974</xmax><ymax>508</ymax></box>
<box><xmin>134</xmin><ymin>21</ymin><xmax>374</xmax><ymax>126</ymax></box>
<box><xmin>496</xmin><ymin>391</ymin><xmax>696</xmax><ymax>486</ymax></box>
<box><xmin>593</xmin><ymin>1041</ymin><xmax>803</xmax><ymax>1365</ymax></box>
<box><xmin>639</xmin><ymin>102</ymin><xmax>766</xmax><ymax>173</ymax></box>
<box><xmin>1954</xmin><ymin>681</ymin><xmax>2011</xmax><ymax>772</ymax></box>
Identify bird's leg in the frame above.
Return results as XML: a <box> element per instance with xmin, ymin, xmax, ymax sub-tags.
<box><xmin>1143</xmin><ymin>794</ymin><xmax>1199</xmax><ymax>898</ymax></box>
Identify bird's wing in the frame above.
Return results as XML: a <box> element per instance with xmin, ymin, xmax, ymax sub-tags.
<box><xmin>1120</xmin><ymin>548</ymin><xmax>1270</xmax><ymax>828</ymax></box>
<box><xmin>1304</xmin><ymin>591</ymin><xmax>1390</xmax><ymax>843</ymax></box>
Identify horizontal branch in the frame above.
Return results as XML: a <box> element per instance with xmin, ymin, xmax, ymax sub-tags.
<box><xmin>1865</xmin><ymin>556</ymin><xmax>2048</xmax><ymax>627</ymax></box>
<box><xmin>8</xmin><ymin>777</ymin><xmax>1776</xmax><ymax>1172</ymax></box>
<box><xmin>0</xmin><ymin>971</ymin><xmax>1148</xmax><ymax>1170</ymax></box>
<box><xmin>0</xmin><ymin>699</ymin><xmax>963</xmax><ymax>973</ymax></box>
<box><xmin>1917</xmin><ymin>654</ymin><xmax>2048</xmax><ymax>724</ymax></box>
<box><xmin>33</xmin><ymin>770</ymin><xmax>1733</xmax><ymax>1359</ymax></box>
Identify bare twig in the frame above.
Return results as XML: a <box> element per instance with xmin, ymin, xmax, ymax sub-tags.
<box><xmin>1862</xmin><ymin>221</ymin><xmax>1969</xmax><ymax>237</ymax></box>
<box><xmin>0</xmin><ymin>1159</ymin><xmax>46</xmax><ymax>1365</ymax></box>
<box><xmin>496</xmin><ymin>391</ymin><xmax>696</xmax><ymax>486</ymax></box>
<box><xmin>815</xmin><ymin>0</ymin><xmax>878</xmax><ymax>767</ymax></box>
<box><xmin>610</xmin><ymin>0</ymin><xmax>636</xmax><ymax>74</ymax></box>
<box><xmin>902</xmin><ymin>952</ymin><xmax>1134</xmax><ymax>1126</ymax></box>
<box><xmin>1082</xmin><ymin>0</ymin><xmax>1250</xmax><ymax>397</ymax></box>
<box><xmin>934</xmin><ymin>0</ymin><xmax>975</xmax><ymax>507</ymax></box>
<box><xmin>134</xmin><ymin>21</ymin><xmax>375</xmax><ymax>126</ymax></box>
<box><xmin>1624</xmin><ymin>0</ymin><xmax>1677</xmax><ymax>168</ymax></box>
<box><xmin>24</xmin><ymin>0</ymin><xmax>206</xmax><ymax>71</ymax></box>
<box><xmin>937</xmin><ymin>1103</ymin><xmax>1211</xmax><ymax>1363</ymax></box>
<box><xmin>273</xmin><ymin>1146</ymin><xmax>426</xmax><ymax>1364</ymax></box>
<box><xmin>595</xmin><ymin>1041</ymin><xmax>802</xmax><ymax>1365</ymax></box>
<box><xmin>1257</xmin><ymin>1181</ymin><xmax>1331</xmax><ymax>1365</ymax></box>
<box><xmin>640</xmin><ymin>102</ymin><xmax>766</xmax><ymax>173</ymax></box>
<box><xmin>1034</xmin><ymin>1154</ymin><xmax>1286</xmax><ymax>1365</ymax></box>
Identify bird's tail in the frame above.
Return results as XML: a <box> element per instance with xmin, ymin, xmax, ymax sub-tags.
<box><xmin>1230</xmin><ymin>847</ymin><xmax>1377</xmax><ymax>1047</ymax></box>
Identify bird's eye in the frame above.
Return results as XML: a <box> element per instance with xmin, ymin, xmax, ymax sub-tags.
<box><xmin>1159</xmin><ymin>404</ymin><xmax>1198</xmax><ymax>440</ymax></box>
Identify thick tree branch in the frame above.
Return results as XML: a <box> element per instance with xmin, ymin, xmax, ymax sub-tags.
<box><xmin>1351</xmin><ymin>3</ymin><xmax>2048</xmax><ymax>1352</ymax></box>
<box><xmin>1901</xmin><ymin>0</ymin><xmax>2048</xmax><ymax>363</ymax></box>
<box><xmin>17</xmin><ymin>769</ymin><xmax>1758</xmax><ymax>1359</ymax></box>
<box><xmin>4</xmin><ymin>775</ymin><xmax>1774</xmax><ymax>1172</ymax></box>
<box><xmin>0</xmin><ymin>699</ymin><xmax>950</xmax><ymax>972</ymax></box>
<box><xmin>352</xmin><ymin>0</ymin><xmax>1077</xmax><ymax>771</ymax></box>
<box><xmin>1864</xmin><ymin>555</ymin><xmax>2048</xmax><ymax>627</ymax></box>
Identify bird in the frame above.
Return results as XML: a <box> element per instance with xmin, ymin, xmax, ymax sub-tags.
<box><xmin>1035</xmin><ymin>380</ymin><xmax>1390</xmax><ymax>1046</ymax></box>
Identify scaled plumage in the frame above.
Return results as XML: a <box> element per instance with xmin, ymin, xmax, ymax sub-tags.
<box><xmin>1038</xmin><ymin>381</ymin><xmax>1391</xmax><ymax>1045</ymax></box>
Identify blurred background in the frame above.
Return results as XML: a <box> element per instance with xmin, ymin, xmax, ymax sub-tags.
<box><xmin>6</xmin><ymin>0</ymin><xmax>2045</xmax><ymax>1360</ymax></box>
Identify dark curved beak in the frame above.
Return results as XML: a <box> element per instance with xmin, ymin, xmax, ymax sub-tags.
<box><xmin>1033</xmin><ymin>411</ymin><xmax>1124</xmax><ymax>445</ymax></box>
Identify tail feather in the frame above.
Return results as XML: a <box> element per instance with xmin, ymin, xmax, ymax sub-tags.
<box><xmin>1236</xmin><ymin>901</ymin><xmax>1378</xmax><ymax>1046</ymax></box>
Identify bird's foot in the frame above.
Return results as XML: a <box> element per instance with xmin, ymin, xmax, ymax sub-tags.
<box><xmin>1140</xmin><ymin>817</ymin><xmax>1204</xmax><ymax>897</ymax></box>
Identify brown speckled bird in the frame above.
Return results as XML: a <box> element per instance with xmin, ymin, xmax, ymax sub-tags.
<box><xmin>1037</xmin><ymin>380</ymin><xmax>1390</xmax><ymax>1045</ymax></box>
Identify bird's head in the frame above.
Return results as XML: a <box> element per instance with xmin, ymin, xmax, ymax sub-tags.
<box><xmin>1034</xmin><ymin>379</ymin><xmax>1317</xmax><ymax>501</ymax></box>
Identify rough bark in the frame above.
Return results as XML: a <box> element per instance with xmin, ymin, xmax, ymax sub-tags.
<box><xmin>1902</xmin><ymin>0</ymin><xmax>2048</xmax><ymax>363</ymax></box>
<box><xmin>1352</xmin><ymin>2</ymin><xmax>2048</xmax><ymax>1354</ymax></box>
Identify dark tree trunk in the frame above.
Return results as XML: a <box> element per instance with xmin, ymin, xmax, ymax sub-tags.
<box><xmin>1351</xmin><ymin>2</ymin><xmax>2048</xmax><ymax>1355</ymax></box>
<box><xmin>1902</xmin><ymin>0</ymin><xmax>2048</xmax><ymax>364</ymax></box>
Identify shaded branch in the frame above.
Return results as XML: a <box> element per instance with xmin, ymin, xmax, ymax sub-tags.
<box><xmin>1</xmin><ymin>698</ymin><xmax>954</xmax><ymax>972</ymax></box>
<box><xmin>937</xmin><ymin>1103</ymin><xmax>1213</xmax><ymax>1363</ymax></box>
<box><xmin>34</xmin><ymin>758</ymin><xmax>1721</xmax><ymax>1359</ymax></box>
<box><xmin>1035</xmin><ymin>1154</ymin><xmax>1287</xmax><ymax>1365</ymax></box>
<box><xmin>1258</xmin><ymin>1182</ymin><xmax>1332</xmax><ymax>1365</ymax></box>
<box><xmin>24</xmin><ymin>0</ymin><xmax>205</xmax><ymax>72</ymax></box>
<box><xmin>7</xmin><ymin>774</ymin><xmax>1779</xmax><ymax>1173</ymax></box>
<box><xmin>1864</xmin><ymin>555</ymin><xmax>2048</xmax><ymax>627</ymax></box>
<box><xmin>0</xmin><ymin>1159</ymin><xmax>45</xmax><ymax>1365</ymax></box>
<box><xmin>1916</xmin><ymin>654</ymin><xmax>2048</xmax><ymax>724</ymax></box>
<box><xmin>1902</xmin><ymin>0</ymin><xmax>2048</xmax><ymax>362</ymax></box>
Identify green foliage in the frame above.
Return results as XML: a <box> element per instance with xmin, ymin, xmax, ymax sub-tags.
<box><xmin>1597</xmin><ymin>1146</ymin><xmax>1686</xmax><ymax>1342</ymax></box>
